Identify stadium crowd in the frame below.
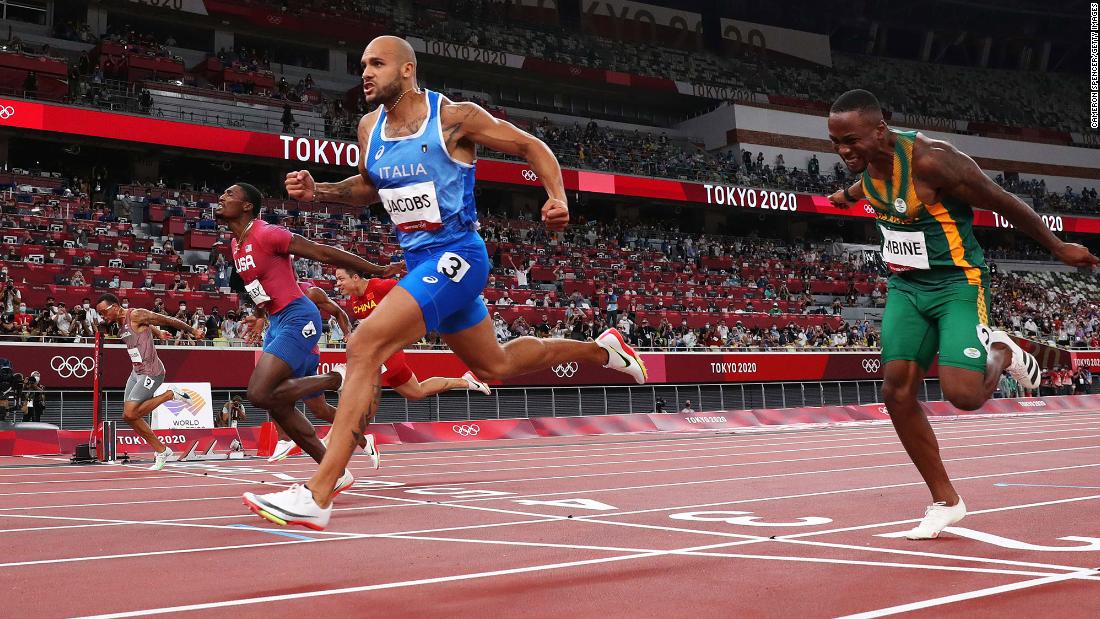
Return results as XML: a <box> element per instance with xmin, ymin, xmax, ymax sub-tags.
<box><xmin>3</xmin><ymin>172</ymin><xmax>1099</xmax><ymax>355</ymax></box>
<box><xmin>4</xmin><ymin>18</ymin><xmax>1098</xmax><ymax>215</ymax></box>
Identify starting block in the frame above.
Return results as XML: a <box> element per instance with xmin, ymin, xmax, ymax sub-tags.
<box><xmin>167</xmin><ymin>438</ymin><xmax>246</xmax><ymax>462</ymax></box>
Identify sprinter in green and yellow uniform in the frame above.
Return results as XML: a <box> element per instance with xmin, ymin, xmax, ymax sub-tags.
<box><xmin>826</xmin><ymin>89</ymin><xmax>1097</xmax><ymax>539</ymax></box>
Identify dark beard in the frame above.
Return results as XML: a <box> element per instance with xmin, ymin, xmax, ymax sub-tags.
<box><xmin>371</xmin><ymin>80</ymin><xmax>405</xmax><ymax>106</ymax></box>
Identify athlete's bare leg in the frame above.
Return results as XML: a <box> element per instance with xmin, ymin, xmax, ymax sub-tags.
<box><xmin>121</xmin><ymin>391</ymin><xmax>174</xmax><ymax>453</ymax></box>
<box><xmin>937</xmin><ymin>343</ymin><xmax>1013</xmax><ymax>411</ymax></box>
<box><xmin>307</xmin><ymin>289</ymin><xmax>426</xmax><ymax>506</ymax></box>
<box><xmin>442</xmin><ymin>317</ymin><xmax>608</xmax><ymax>382</ymax></box>
<box><xmin>882</xmin><ymin>360</ymin><xmax>960</xmax><ymax>505</ymax></box>
<box><xmin>266</xmin><ymin>372</ymin><xmax>343</xmax><ymax>406</ymax></box>
<box><xmin>275</xmin><ymin>396</ymin><xmax>367</xmax><ymax>449</ymax></box>
<box><xmin>247</xmin><ymin>353</ymin><xmax>326</xmax><ymax>463</ymax></box>
<box><xmin>392</xmin><ymin>373</ymin><xmax>470</xmax><ymax>401</ymax></box>
<box><xmin>307</xmin><ymin>289</ymin><xmax>614</xmax><ymax>507</ymax></box>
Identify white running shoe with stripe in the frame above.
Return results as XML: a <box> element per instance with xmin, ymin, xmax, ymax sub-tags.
<box><xmin>989</xmin><ymin>330</ymin><xmax>1041</xmax><ymax>389</ymax></box>
<box><xmin>905</xmin><ymin>497</ymin><xmax>966</xmax><ymax>540</ymax></box>
<box><xmin>364</xmin><ymin>433</ymin><xmax>380</xmax><ymax>470</ymax></box>
<box><xmin>462</xmin><ymin>371</ymin><xmax>491</xmax><ymax>395</ymax></box>
<box><xmin>169</xmin><ymin>387</ymin><xmax>191</xmax><ymax>402</ymax></box>
<box><xmin>321</xmin><ymin>431</ymin><xmax>378</xmax><ymax>469</ymax></box>
<box><xmin>332</xmin><ymin>363</ymin><xmax>347</xmax><ymax>393</ymax></box>
<box><xmin>267</xmin><ymin>439</ymin><xmax>296</xmax><ymax>463</ymax></box>
<box><xmin>333</xmin><ymin>469</ymin><xmax>355</xmax><ymax>496</ymax></box>
<box><xmin>243</xmin><ymin>484</ymin><xmax>331</xmax><ymax>531</ymax></box>
<box><xmin>596</xmin><ymin>328</ymin><xmax>647</xmax><ymax>384</ymax></box>
<box><xmin>149</xmin><ymin>446</ymin><xmax>173</xmax><ymax>471</ymax></box>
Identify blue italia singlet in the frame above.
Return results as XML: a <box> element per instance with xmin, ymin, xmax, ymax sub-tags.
<box><xmin>364</xmin><ymin>89</ymin><xmax>480</xmax><ymax>254</ymax></box>
<box><xmin>363</xmin><ymin>89</ymin><xmax>491</xmax><ymax>334</ymax></box>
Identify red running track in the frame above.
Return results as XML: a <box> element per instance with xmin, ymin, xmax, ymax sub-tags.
<box><xmin>2</xmin><ymin>411</ymin><xmax>1100</xmax><ymax>618</ymax></box>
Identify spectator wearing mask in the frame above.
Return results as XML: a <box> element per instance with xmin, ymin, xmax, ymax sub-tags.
<box><xmin>81</xmin><ymin>298</ymin><xmax>100</xmax><ymax>325</ymax></box>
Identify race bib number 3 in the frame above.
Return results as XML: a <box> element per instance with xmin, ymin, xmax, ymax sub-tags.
<box><xmin>880</xmin><ymin>225</ymin><xmax>930</xmax><ymax>271</ymax></box>
<box><xmin>244</xmin><ymin>280</ymin><xmax>273</xmax><ymax>305</ymax></box>
<box><xmin>437</xmin><ymin>252</ymin><xmax>471</xmax><ymax>283</ymax></box>
<box><xmin>127</xmin><ymin>348</ymin><xmax>143</xmax><ymax>363</ymax></box>
<box><xmin>379</xmin><ymin>181</ymin><xmax>443</xmax><ymax>233</ymax></box>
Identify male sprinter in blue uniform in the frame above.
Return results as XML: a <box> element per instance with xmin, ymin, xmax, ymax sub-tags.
<box><xmin>245</xmin><ymin>36</ymin><xmax>645</xmax><ymax>529</ymax></box>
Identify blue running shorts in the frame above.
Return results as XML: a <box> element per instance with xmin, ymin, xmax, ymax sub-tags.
<box><xmin>398</xmin><ymin>234</ymin><xmax>490</xmax><ymax>334</ymax></box>
<box><xmin>263</xmin><ymin>296</ymin><xmax>322</xmax><ymax>378</ymax></box>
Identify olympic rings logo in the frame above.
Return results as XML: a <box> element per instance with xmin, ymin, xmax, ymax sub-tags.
<box><xmin>863</xmin><ymin>204</ymin><xmax>875</xmax><ymax>215</ymax></box>
<box><xmin>51</xmin><ymin>355</ymin><xmax>96</xmax><ymax>378</ymax></box>
<box><xmin>0</xmin><ymin>106</ymin><xmax>14</xmax><ymax>120</ymax></box>
<box><xmin>552</xmin><ymin>362</ymin><xmax>579</xmax><ymax>378</ymax></box>
<box><xmin>521</xmin><ymin>169</ymin><xmax>539</xmax><ymax>181</ymax></box>
<box><xmin>452</xmin><ymin>424</ymin><xmax>481</xmax><ymax>437</ymax></box>
<box><xmin>861</xmin><ymin>358</ymin><xmax>881</xmax><ymax>373</ymax></box>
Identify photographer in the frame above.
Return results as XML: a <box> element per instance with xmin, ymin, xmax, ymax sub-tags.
<box><xmin>22</xmin><ymin>371</ymin><xmax>44</xmax><ymax>423</ymax></box>
<box><xmin>0</xmin><ymin>277</ymin><xmax>21</xmax><ymax>315</ymax></box>
<box><xmin>218</xmin><ymin>395</ymin><xmax>246</xmax><ymax>428</ymax></box>
<box><xmin>0</xmin><ymin>367</ymin><xmax>23</xmax><ymax>423</ymax></box>
<box><xmin>31</xmin><ymin>309</ymin><xmax>58</xmax><ymax>342</ymax></box>
<box><xmin>0</xmin><ymin>312</ymin><xmax>16</xmax><ymax>337</ymax></box>
<box><xmin>69</xmin><ymin>306</ymin><xmax>96</xmax><ymax>342</ymax></box>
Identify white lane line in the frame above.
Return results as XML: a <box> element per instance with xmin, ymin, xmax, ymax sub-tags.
<box><xmin>0</xmin><ymin>495</ymin><xmax>241</xmax><ymax>513</ymax></box>
<box><xmin>2</xmin><ymin>449</ymin><xmax>1099</xmax><ymax>592</ymax></box>
<box><xmin>265</xmin><ymin>433</ymin><xmax>1100</xmax><ymax>500</ymax></box>
<box><xmin>69</xmin><ymin>532</ymin><xmax>1100</xmax><ymax>619</ymax></box>
<box><xmin>836</xmin><ymin>568</ymin><xmax>1100</xmax><ymax>618</ymax></box>
<box><xmin>402</xmin><ymin>444</ymin><xmax>1100</xmax><ymax>505</ymax></box>
<box><xmin>0</xmin><ymin>480</ymin><xmax>250</xmax><ymax>498</ymax></box>
<box><xmin>2</xmin><ymin>440</ymin><xmax>1096</xmax><ymax>535</ymax></box>
<box><xmin>5</xmin><ymin>433</ymin><xmax>1085</xmax><ymax>509</ymax></box>
<box><xmin>563</xmin><ymin>494</ymin><xmax>1100</xmax><ymax>575</ymax></box>
<box><xmin>238</xmin><ymin>414</ymin><xmax>1100</xmax><ymax>474</ymax></box>
<box><xmin>320</xmin><ymin>416</ymin><xmax>1100</xmax><ymax>469</ymax></box>
<box><xmin>0</xmin><ymin>475</ymin><xmax>196</xmax><ymax>486</ymax></box>
<box><xmin>228</xmin><ymin>421</ymin><xmax>1100</xmax><ymax>478</ymax></box>
<box><xmin>576</xmin><ymin>461</ymin><xmax>1100</xmax><ymax>520</ymax></box>
<box><xmin>2</xmin><ymin>425</ymin><xmax>1091</xmax><ymax>498</ymax></box>
<box><xmin>380</xmin><ymin>533</ymin><xmax>1100</xmax><ymax>581</ymax></box>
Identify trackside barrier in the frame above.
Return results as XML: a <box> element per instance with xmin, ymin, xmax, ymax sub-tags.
<box><xmin>4</xmin><ymin>395</ymin><xmax>1100</xmax><ymax>455</ymax></box>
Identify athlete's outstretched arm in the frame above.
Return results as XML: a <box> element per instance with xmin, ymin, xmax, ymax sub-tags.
<box><xmin>286</xmin><ymin>170</ymin><xmax>381</xmax><ymax>206</ymax></box>
<box><xmin>919</xmin><ymin>144</ymin><xmax>1098</xmax><ymax>268</ymax></box>
<box><xmin>444</xmin><ymin>101</ymin><xmax>569</xmax><ymax>231</ymax></box>
<box><xmin>285</xmin><ymin>113</ymin><xmax>382</xmax><ymax>207</ymax></box>
<box><xmin>827</xmin><ymin>178</ymin><xmax>864</xmax><ymax>208</ymax></box>
<box><xmin>306</xmin><ymin>287</ymin><xmax>353</xmax><ymax>337</ymax></box>
<box><xmin>288</xmin><ymin>235</ymin><xmax>397</xmax><ymax>278</ymax></box>
<box><xmin>131</xmin><ymin>308</ymin><xmax>203</xmax><ymax>338</ymax></box>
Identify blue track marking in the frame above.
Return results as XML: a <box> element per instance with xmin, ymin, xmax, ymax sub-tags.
<box><xmin>228</xmin><ymin>524</ymin><xmax>317</xmax><ymax>541</ymax></box>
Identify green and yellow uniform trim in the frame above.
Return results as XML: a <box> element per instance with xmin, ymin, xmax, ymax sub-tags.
<box><xmin>866</xmin><ymin>130</ymin><xmax>991</xmax><ymax>373</ymax></box>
